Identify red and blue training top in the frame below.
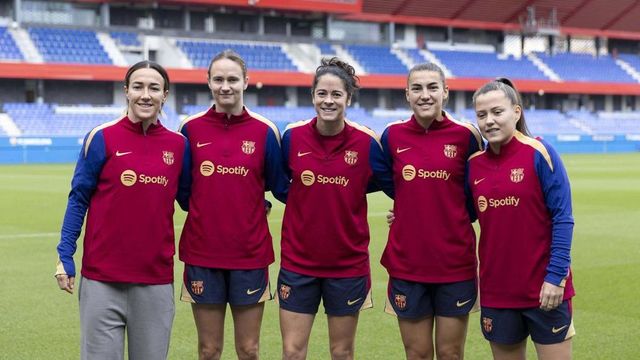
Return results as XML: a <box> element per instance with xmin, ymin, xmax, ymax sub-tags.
<box><xmin>57</xmin><ymin>116</ymin><xmax>190</xmax><ymax>284</ymax></box>
<box><xmin>380</xmin><ymin>112</ymin><xmax>483</xmax><ymax>283</ymax></box>
<box><xmin>178</xmin><ymin>106</ymin><xmax>288</xmax><ymax>270</ymax></box>
<box><xmin>280</xmin><ymin>118</ymin><xmax>393</xmax><ymax>278</ymax></box>
<box><xmin>467</xmin><ymin>131</ymin><xmax>575</xmax><ymax>308</ymax></box>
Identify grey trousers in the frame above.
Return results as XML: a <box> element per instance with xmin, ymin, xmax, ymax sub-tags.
<box><xmin>79</xmin><ymin>277</ymin><xmax>175</xmax><ymax>360</ymax></box>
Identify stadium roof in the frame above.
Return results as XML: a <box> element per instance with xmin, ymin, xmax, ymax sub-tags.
<box><xmin>351</xmin><ymin>0</ymin><xmax>640</xmax><ymax>39</ymax></box>
<box><xmin>79</xmin><ymin>0</ymin><xmax>640</xmax><ymax>39</ymax></box>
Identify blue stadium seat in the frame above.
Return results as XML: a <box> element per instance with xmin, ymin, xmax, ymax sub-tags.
<box><xmin>431</xmin><ymin>50</ymin><xmax>547</xmax><ymax>80</ymax></box>
<box><xmin>0</xmin><ymin>27</ymin><xmax>24</xmax><ymax>61</ymax></box>
<box><xmin>28</xmin><ymin>27</ymin><xmax>112</xmax><ymax>65</ymax></box>
<box><xmin>344</xmin><ymin>45</ymin><xmax>407</xmax><ymax>74</ymax></box>
<box><xmin>110</xmin><ymin>31</ymin><xmax>141</xmax><ymax>47</ymax></box>
<box><xmin>177</xmin><ymin>40</ymin><xmax>297</xmax><ymax>71</ymax></box>
<box><xmin>406</xmin><ymin>49</ymin><xmax>427</xmax><ymax>65</ymax></box>
<box><xmin>618</xmin><ymin>53</ymin><xmax>640</xmax><ymax>75</ymax></box>
<box><xmin>3</xmin><ymin>103</ymin><xmax>180</xmax><ymax>136</ymax></box>
<box><xmin>537</xmin><ymin>52</ymin><xmax>636</xmax><ymax>83</ymax></box>
<box><xmin>317</xmin><ymin>42</ymin><xmax>336</xmax><ymax>56</ymax></box>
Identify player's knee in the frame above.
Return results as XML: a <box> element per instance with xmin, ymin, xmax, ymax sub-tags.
<box><xmin>282</xmin><ymin>343</ymin><xmax>307</xmax><ymax>360</ymax></box>
<box><xmin>199</xmin><ymin>342</ymin><xmax>222</xmax><ymax>360</ymax></box>
<box><xmin>404</xmin><ymin>346</ymin><xmax>434</xmax><ymax>360</ymax></box>
<box><xmin>283</xmin><ymin>350</ymin><xmax>306</xmax><ymax>360</ymax></box>
<box><xmin>435</xmin><ymin>344</ymin><xmax>463</xmax><ymax>360</ymax></box>
<box><xmin>236</xmin><ymin>342</ymin><xmax>259</xmax><ymax>360</ymax></box>
<box><xmin>435</xmin><ymin>351</ymin><xmax>462</xmax><ymax>360</ymax></box>
<box><xmin>330</xmin><ymin>344</ymin><xmax>354</xmax><ymax>360</ymax></box>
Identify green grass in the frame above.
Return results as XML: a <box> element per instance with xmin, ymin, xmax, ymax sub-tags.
<box><xmin>1</xmin><ymin>153</ymin><xmax>639</xmax><ymax>359</ymax></box>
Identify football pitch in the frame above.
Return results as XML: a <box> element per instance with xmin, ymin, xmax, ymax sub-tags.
<box><xmin>1</xmin><ymin>153</ymin><xmax>639</xmax><ymax>359</ymax></box>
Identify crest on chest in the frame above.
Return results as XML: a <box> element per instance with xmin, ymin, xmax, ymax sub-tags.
<box><xmin>162</xmin><ymin>151</ymin><xmax>174</xmax><ymax>165</ymax></box>
<box><xmin>510</xmin><ymin>168</ymin><xmax>524</xmax><ymax>183</ymax></box>
<box><xmin>443</xmin><ymin>144</ymin><xmax>457</xmax><ymax>159</ymax></box>
<box><xmin>344</xmin><ymin>150</ymin><xmax>358</xmax><ymax>165</ymax></box>
<box><xmin>242</xmin><ymin>140</ymin><xmax>256</xmax><ymax>155</ymax></box>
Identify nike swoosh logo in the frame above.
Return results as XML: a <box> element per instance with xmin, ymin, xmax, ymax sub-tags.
<box><xmin>197</xmin><ymin>142</ymin><xmax>212</xmax><ymax>148</ymax></box>
<box><xmin>474</xmin><ymin>178</ymin><xmax>486</xmax><ymax>185</ymax></box>
<box><xmin>456</xmin><ymin>299</ymin><xmax>472</xmax><ymax>307</ymax></box>
<box><xmin>347</xmin><ymin>297</ymin><xmax>362</xmax><ymax>306</ymax></box>
<box><xmin>297</xmin><ymin>151</ymin><xmax>312</xmax><ymax>157</ymax></box>
<box><xmin>552</xmin><ymin>325</ymin><xmax>568</xmax><ymax>334</ymax></box>
<box><xmin>115</xmin><ymin>151</ymin><xmax>132</xmax><ymax>157</ymax></box>
<box><xmin>396</xmin><ymin>147</ymin><xmax>411</xmax><ymax>154</ymax></box>
<box><xmin>246</xmin><ymin>288</ymin><xmax>261</xmax><ymax>295</ymax></box>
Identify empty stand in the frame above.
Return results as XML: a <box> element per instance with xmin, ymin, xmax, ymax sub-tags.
<box><xmin>405</xmin><ymin>48</ymin><xmax>427</xmax><ymax>66</ymax></box>
<box><xmin>537</xmin><ymin>53</ymin><xmax>636</xmax><ymax>83</ymax></box>
<box><xmin>344</xmin><ymin>45</ymin><xmax>408</xmax><ymax>74</ymax></box>
<box><xmin>618</xmin><ymin>54</ymin><xmax>640</xmax><ymax>72</ymax></box>
<box><xmin>316</xmin><ymin>42</ymin><xmax>336</xmax><ymax>56</ymax></box>
<box><xmin>3</xmin><ymin>103</ymin><xmax>180</xmax><ymax>136</ymax></box>
<box><xmin>29</xmin><ymin>27</ymin><xmax>112</xmax><ymax>64</ymax></box>
<box><xmin>110</xmin><ymin>31</ymin><xmax>141</xmax><ymax>47</ymax></box>
<box><xmin>431</xmin><ymin>50</ymin><xmax>547</xmax><ymax>80</ymax></box>
<box><xmin>177</xmin><ymin>40</ymin><xmax>297</xmax><ymax>71</ymax></box>
<box><xmin>4</xmin><ymin>102</ymin><xmax>639</xmax><ymax>138</ymax></box>
<box><xmin>0</xmin><ymin>27</ymin><xmax>23</xmax><ymax>61</ymax></box>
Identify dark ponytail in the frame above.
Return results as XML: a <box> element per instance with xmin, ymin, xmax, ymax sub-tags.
<box><xmin>472</xmin><ymin>77</ymin><xmax>531</xmax><ymax>136</ymax></box>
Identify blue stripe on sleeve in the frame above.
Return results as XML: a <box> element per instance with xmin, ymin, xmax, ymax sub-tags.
<box><xmin>57</xmin><ymin>130</ymin><xmax>106</xmax><ymax>277</ymax></box>
<box><xmin>369</xmin><ymin>136</ymin><xmax>394</xmax><ymax>198</ymax></box>
<box><xmin>265</xmin><ymin>126</ymin><xmax>289</xmax><ymax>203</ymax></box>
<box><xmin>535</xmin><ymin>139</ymin><xmax>574</xmax><ymax>286</ymax></box>
<box><xmin>281</xmin><ymin>128</ymin><xmax>292</xmax><ymax>180</ymax></box>
<box><xmin>176</xmin><ymin>136</ymin><xmax>191</xmax><ymax>211</ymax></box>
<box><xmin>372</xmin><ymin>127</ymin><xmax>395</xmax><ymax>199</ymax></box>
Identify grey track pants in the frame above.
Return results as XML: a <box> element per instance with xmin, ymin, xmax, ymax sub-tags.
<box><xmin>79</xmin><ymin>277</ymin><xmax>175</xmax><ymax>360</ymax></box>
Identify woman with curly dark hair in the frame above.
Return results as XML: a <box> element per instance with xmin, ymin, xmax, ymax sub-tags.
<box><xmin>277</xmin><ymin>57</ymin><xmax>392</xmax><ymax>360</ymax></box>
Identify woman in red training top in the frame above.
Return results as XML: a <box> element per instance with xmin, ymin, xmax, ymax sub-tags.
<box><xmin>380</xmin><ymin>62</ymin><xmax>483</xmax><ymax>360</ymax></box>
<box><xmin>277</xmin><ymin>57</ymin><xmax>392</xmax><ymax>360</ymax></box>
<box><xmin>178</xmin><ymin>50</ymin><xmax>288</xmax><ymax>360</ymax></box>
<box><xmin>56</xmin><ymin>60</ymin><xmax>190</xmax><ymax>360</ymax></box>
<box><xmin>468</xmin><ymin>78</ymin><xmax>575</xmax><ymax>360</ymax></box>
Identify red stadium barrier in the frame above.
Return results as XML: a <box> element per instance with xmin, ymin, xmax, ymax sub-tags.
<box><xmin>1</xmin><ymin>62</ymin><xmax>639</xmax><ymax>95</ymax></box>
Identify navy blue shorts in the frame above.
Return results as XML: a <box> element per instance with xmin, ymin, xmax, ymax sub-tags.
<box><xmin>180</xmin><ymin>264</ymin><xmax>271</xmax><ymax>306</ymax></box>
<box><xmin>276</xmin><ymin>268</ymin><xmax>372</xmax><ymax>316</ymax></box>
<box><xmin>385</xmin><ymin>277</ymin><xmax>477</xmax><ymax>319</ymax></box>
<box><xmin>481</xmin><ymin>300</ymin><xmax>575</xmax><ymax>345</ymax></box>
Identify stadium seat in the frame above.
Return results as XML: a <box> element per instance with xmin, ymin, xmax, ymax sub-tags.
<box><xmin>536</xmin><ymin>52</ymin><xmax>636</xmax><ymax>83</ymax></box>
<box><xmin>0</xmin><ymin>27</ymin><xmax>24</xmax><ymax>61</ymax></box>
<box><xmin>177</xmin><ymin>40</ymin><xmax>297</xmax><ymax>71</ymax></box>
<box><xmin>28</xmin><ymin>27</ymin><xmax>112</xmax><ymax>65</ymax></box>
<box><xmin>344</xmin><ymin>44</ymin><xmax>408</xmax><ymax>74</ymax></box>
<box><xmin>431</xmin><ymin>49</ymin><xmax>547</xmax><ymax>80</ymax></box>
<box><xmin>3</xmin><ymin>103</ymin><xmax>180</xmax><ymax>136</ymax></box>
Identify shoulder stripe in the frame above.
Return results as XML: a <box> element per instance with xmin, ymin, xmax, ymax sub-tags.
<box><xmin>84</xmin><ymin>117</ymin><xmax>122</xmax><ymax>157</ymax></box>
<box><xmin>345</xmin><ymin>119</ymin><xmax>382</xmax><ymax>147</ymax></box>
<box><xmin>246</xmin><ymin>108</ymin><xmax>282</xmax><ymax>145</ymax></box>
<box><xmin>285</xmin><ymin>118</ymin><xmax>312</xmax><ymax>132</ymax></box>
<box><xmin>384</xmin><ymin>117</ymin><xmax>410</xmax><ymax>130</ymax></box>
<box><xmin>468</xmin><ymin>149</ymin><xmax>486</xmax><ymax>161</ymax></box>
<box><xmin>178</xmin><ymin>109</ymin><xmax>208</xmax><ymax>132</ymax></box>
<box><xmin>515</xmin><ymin>132</ymin><xmax>553</xmax><ymax>171</ymax></box>
<box><xmin>446</xmin><ymin>111</ymin><xmax>483</xmax><ymax>149</ymax></box>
